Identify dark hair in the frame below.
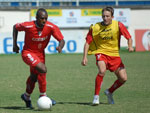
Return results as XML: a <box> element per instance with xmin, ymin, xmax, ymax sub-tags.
<box><xmin>102</xmin><ymin>7</ymin><xmax>114</xmax><ymax>16</ymax></box>
<box><xmin>36</xmin><ymin>8</ymin><xmax>47</xmax><ymax>17</ymax></box>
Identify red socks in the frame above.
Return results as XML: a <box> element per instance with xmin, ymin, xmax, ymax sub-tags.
<box><xmin>94</xmin><ymin>75</ymin><xmax>124</xmax><ymax>95</ymax></box>
<box><xmin>108</xmin><ymin>80</ymin><xmax>124</xmax><ymax>93</ymax></box>
<box><xmin>95</xmin><ymin>74</ymin><xmax>104</xmax><ymax>95</ymax></box>
<box><xmin>38</xmin><ymin>73</ymin><xmax>47</xmax><ymax>93</ymax></box>
<box><xmin>26</xmin><ymin>73</ymin><xmax>46</xmax><ymax>96</ymax></box>
<box><xmin>26</xmin><ymin>77</ymin><xmax>35</xmax><ymax>94</ymax></box>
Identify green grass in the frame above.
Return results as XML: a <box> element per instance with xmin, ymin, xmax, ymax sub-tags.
<box><xmin>0</xmin><ymin>51</ymin><xmax>150</xmax><ymax>113</ymax></box>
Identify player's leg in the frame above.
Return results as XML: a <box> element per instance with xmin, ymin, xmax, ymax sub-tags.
<box><xmin>38</xmin><ymin>73</ymin><xmax>47</xmax><ymax>97</ymax></box>
<box><xmin>93</xmin><ymin>61</ymin><xmax>106</xmax><ymax>105</ymax></box>
<box><xmin>110</xmin><ymin>67</ymin><xmax>127</xmax><ymax>93</ymax></box>
<box><xmin>21</xmin><ymin>67</ymin><xmax>39</xmax><ymax>109</ymax></box>
<box><xmin>105</xmin><ymin>57</ymin><xmax>126</xmax><ymax>104</ymax></box>
<box><xmin>105</xmin><ymin>68</ymin><xmax>127</xmax><ymax>104</ymax></box>
<box><xmin>93</xmin><ymin>54</ymin><xmax>107</xmax><ymax>105</ymax></box>
<box><xmin>21</xmin><ymin>51</ymin><xmax>44</xmax><ymax>108</ymax></box>
<box><xmin>22</xmin><ymin>63</ymin><xmax>47</xmax><ymax>108</ymax></box>
<box><xmin>37</xmin><ymin>73</ymin><xmax>56</xmax><ymax>105</ymax></box>
<box><xmin>95</xmin><ymin>61</ymin><xmax>106</xmax><ymax>95</ymax></box>
<box><xmin>35</xmin><ymin>62</ymin><xmax>47</xmax><ymax>73</ymax></box>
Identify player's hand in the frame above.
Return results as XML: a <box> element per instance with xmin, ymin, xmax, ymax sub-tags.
<box><xmin>81</xmin><ymin>58</ymin><xmax>88</xmax><ymax>66</ymax></box>
<box><xmin>56</xmin><ymin>46</ymin><xmax>62</xmax><ymax>53</ymax></box>
<box><xmin>13</xmin><ymin>45</ymin><xmax>20</xmax><ymax>53</ymax></box>
<box><xmin>128</xmin><ymin>47</ymin><xmax>134</xmax><ymax>52</ymax></box>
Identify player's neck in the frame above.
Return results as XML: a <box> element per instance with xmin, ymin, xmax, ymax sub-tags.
<box><xmin>35</xmin><ymin>21</ymin><xmax>43</xmax><ymax>28</ymax></box>
<box><xmin>101</xmin><ymin>21</ymin><xmax>112</xmax><ymax>26</ymax></box>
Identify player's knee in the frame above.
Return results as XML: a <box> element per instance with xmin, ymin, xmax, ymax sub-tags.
<box><xmin>120</xmin><ymin>76</ymin><xmax>127</xmax><ymax>83</ymax></box>
<box><xmin>36</xmin><ymin>63</ymin><xmax>47</xmax><ymax>73</ymax></box>
<box><xmin>98</xmin><ymin>69</ymin><xmax>106</xmax><ymax>75</ymax></box>
<box><xmin>123</xmin><ymin>76</ymin><xmax>127</xmax><ymax>83</ymax></box>
<box><xmin>40</xmin><ymin>66</ymin><xmax>47</xmax><ymax>73</ymax></box>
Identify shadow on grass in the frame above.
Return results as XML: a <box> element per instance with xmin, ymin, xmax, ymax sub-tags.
<box><xmin>0</xmin><ymin>106</ymin><xmax>33</xmax><ymax>110</ymax></box>
<box><xmin>0</xmin><ymin>106</ymin><xmax>53</xmax><ymax>112</ymax></box>
<box><xmin>57</xmin><ymin>101</ymin><xmax>108</xmax><ymax>106</ymax></box>
<box><xmin>0</xmin><ymin>102</ymin><xmax>108</xmax><ymax>110</ymax></box>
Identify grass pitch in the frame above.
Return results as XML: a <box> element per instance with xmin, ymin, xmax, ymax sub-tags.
<box><xmin>0</xmin><ymin>51</ymin><xmax>150</xmax><ymax>113</ymax></box>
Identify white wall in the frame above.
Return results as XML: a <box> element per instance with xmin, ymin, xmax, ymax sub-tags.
<box><xmin>0</xmin><ymin>11</ymin><xmax>30</xmax><ymax>33</ymax></box>
<box><xmin>0</xmin><ymin>9</ymin><xmax>150</xmax><ymax>49</ymax></box>
<box><xmin>129</xmin><ymin>9</ymin><xmax>150</xmax><ymax>47</ymax></box>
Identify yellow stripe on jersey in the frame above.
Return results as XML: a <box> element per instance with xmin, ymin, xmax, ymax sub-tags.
<box><xmin>88</xmin><ymin>20</ymin><xmax>120</xmax><ymax>57</ymax></box>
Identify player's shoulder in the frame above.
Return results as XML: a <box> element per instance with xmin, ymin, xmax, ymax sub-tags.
<box><xmin>117</xmin><ymin>21</ymin><xmax>126</xmax><ymax>28</ymax></box>
<box><xmin>23</xmin><ymin>21</ymin><xmax>34</xmax><ymax>25</ymax></box>
<box><xmin>17</xmin><ymin>21</ymin><xmax>34</xmax><ymax>27</ymax></box>
<box><xmin>91</xmin><ymin>22</ymin><xmax>101</xmax><ymax>31</ymax></box>
<box><xmin>45</xmin><ymin>21</ymin><xmax>57</xmax><ymax>28</ymax></box>
<box><xmin>112</xmin><ymin>20</ymin><xmax>118</xmax><ymax>23</ymax></box>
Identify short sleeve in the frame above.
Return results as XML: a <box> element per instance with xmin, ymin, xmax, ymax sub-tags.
<box><xmin>15</xmin><ymin>22</ymin><xmax>26</xmax><ymax>31</ymax></box>
<box><xmin>119</xmin><ymin>22</ymin><xmax>131</xmax><ymax>39</ymax></box>
<box><xmin>52</xmin><ymin>25</ymin><xmax>64</xmax><ymax>41</ymax></box>
<box><xmin>86</xmin><ymin>27</ymin><xmax>93</xmax><ymax>44</ymax></box>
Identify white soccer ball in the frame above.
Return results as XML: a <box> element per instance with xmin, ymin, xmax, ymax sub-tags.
<box><xmin>37</xmin><ymin>96</ymin><xmax>52</xmax><ymax>110</ymax></box>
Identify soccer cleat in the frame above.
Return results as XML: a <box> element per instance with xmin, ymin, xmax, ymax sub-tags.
<box><xmin>21</xmin><ymin>94</ymin><xmax>33</xmax><ymax>109</ymax></box>
<box><xmin>104</xmin><ymin>89</ymin><xmax>114</xmax><ymax>104</ymax></box>
<box><xmin>92</xmin><ymin>95</ymin><xmax>99</xmax><ymax>105</ymax></box>
<box><xmin>51</xmin><ymin>99</ymin><xmax>56</xmax><ymax>105</ymax></box>
<box><xmin>39</xmin><ymin>95</ymin><xmax>56</xmax><ymax>106</ymax></box>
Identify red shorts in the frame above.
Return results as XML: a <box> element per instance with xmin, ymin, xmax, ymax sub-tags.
<box><xmin>22</xmin><ymin>50</ymin><xmax>45</xmax><ymax>67</ymax></box>
<box><xmin>22</xmin><ymin>50</ymin><xmax>45</xmax><ymax>74</ymax></box>
<box><xmin>95</xmin><ymin>54</ymin><xmax>125</xmax><ymax>72</ymax></box>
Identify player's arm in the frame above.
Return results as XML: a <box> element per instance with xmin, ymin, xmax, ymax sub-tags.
<box><xmin>127</xmin><ymin>38</ymin><xmax>134</xmax><ymax>52</ymax></box>
<box><xmin>119</xmin><ymin>22</ymin><xmax>134</xmax><ymax>52</ymax></box>
<box><xmin>81</xmin><ymin>28</ymin><xmax>93</xmax><ymax>66</ymax></box>
<box><xmin>56</xmin><ymin>39</ymin><xmax>65</xmax><ymax>53</ymax></box>
<box><xmin>13</xmin><ymin>24</ymin><xmax>20</xmax><ymax>53</ymax></box>
<box><xmin>82</xmin><ymin>42</ymin><xmax>90</xmax><ymax>66</ymax></box>
<box><xmin>52</xmin><ymin>24</ymin><xmax>65</xmax><ymax>53</ymax></box>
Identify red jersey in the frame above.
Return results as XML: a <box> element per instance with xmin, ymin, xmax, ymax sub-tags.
<box><xmin>15</xmin><ymin>21</ymin><xmax>64</xmax><ymax>52</ymax></box>
<box><xmin>86</xmin><ymin>22</ymin><xmax>131</xmax><ymax>44</ymax></box>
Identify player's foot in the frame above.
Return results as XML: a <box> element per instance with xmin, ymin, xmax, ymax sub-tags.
<box><xmin>39</xmin><ymin>95</ymin><xmax>56</xmax><ymax>105</ymax></box>
<box><xmin>21</xmin><ymin>94</ymin><xmax>33</xmax><ymax>109</ymax></box>
<box><xmin>51</xmin><ymin>99</ymin><xmax>56</xmax><ymax>105</ymax></box>
<box><xmin>92</xmin><ymin>95</ymin><xmax>99</xmax><ymax>105</ymax></box>
<box><xmin>104</xmin><ymin>89</ymin><xmax>114</xmax><ymax>104</ymax></box>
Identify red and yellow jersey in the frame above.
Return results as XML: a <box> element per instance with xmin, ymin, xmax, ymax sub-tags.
<box><xmin>15</xmin><ymin>21</ymin><xmax>64</xmax><ymax>53</ymax></box>
<box><xmin>86</xmin><ymin>20</ymin><xmax>131</xmax><ymax>56</ymax></box>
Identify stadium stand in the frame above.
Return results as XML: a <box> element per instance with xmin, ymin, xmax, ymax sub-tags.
<box><xmin>0</xmin><ymin>0</ymin><xmax>150</xmax><ymax>9</ymax></box>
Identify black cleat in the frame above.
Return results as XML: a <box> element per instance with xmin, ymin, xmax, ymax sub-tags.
<box><xmin>21</xmin><ymin>94</ymin><xmax>33</xmax><ymax>109</ymax></box>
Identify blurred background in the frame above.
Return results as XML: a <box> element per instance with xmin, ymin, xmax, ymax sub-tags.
<box><xmin>0</xmin><ymin>0</ymin><xmax>150</xmax><ymax>54</ymax></box>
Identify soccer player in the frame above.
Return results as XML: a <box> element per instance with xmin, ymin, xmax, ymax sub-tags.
<box><xmin>81</xmin><ymin>7</ymin><xmax>134</xmax><ymax>105</ymax></box>
<box><xmin>13</xmin><ymin>8</ymin><xmax>65</xmax><ymax>108</ymax></box>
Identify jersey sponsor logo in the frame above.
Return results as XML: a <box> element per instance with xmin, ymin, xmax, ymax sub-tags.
<box><xmin>32</xmin><ymin>36</ymin><xmax>48</xmax><ymax>41</ymax></box>
<box><xmin>101</xmin><ymin>28</ymin><xmax>111</xmax><ymax>32</ymax></box>
<box><xmin>102</xmin><ymin>37</ymin><xmax>113</xmax><ymax>40</ymax></box>
<box><xmin>100</xmin><ymin>28</ymin><xmax>113</xmax><ymax>40</ymax></box>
